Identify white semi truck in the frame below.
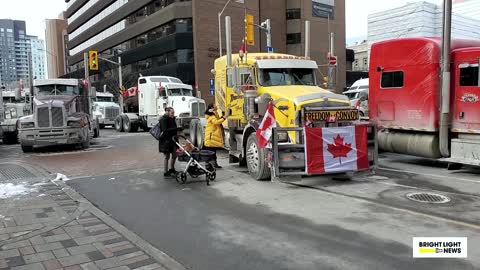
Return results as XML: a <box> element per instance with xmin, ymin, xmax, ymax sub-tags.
<box><xmin>93</xmin><ymin>91</ymin><xmax>120</xmax><ymax>128</ymax></box>
<box><xmin>0</xmin><ymin>89</ymin><xmax>32</xmax><ymax>144</ymax></box>
<box><xmin>115</xmin><ymin>76</ymin><xmax>206</xmax><ymax>140</ymax></box>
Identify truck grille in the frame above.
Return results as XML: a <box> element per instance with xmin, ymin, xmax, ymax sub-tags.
<box><xmin>36</xmin><ymin>106</ymin><xmax>64</xmax><ymax>128</ymax></box>
<box><xmin>51</xmin><ymin>107</ymin><xmax>64</xmax><ymax>127</ymax></box>
<box><xmin>105</xmin><ymin>107</ymin><xmax>119</xmax><ymax>119</ymax></box>
<box><xmin>37</xmin><ymin>107</ymin><xmax>50</xmax><ymax>128</ymax></box>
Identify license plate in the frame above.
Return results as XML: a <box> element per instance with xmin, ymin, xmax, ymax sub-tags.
<box><xmin>305</xmin><ymin>110</ymin><xmax>359</xmax><ymax>122</ymax></box>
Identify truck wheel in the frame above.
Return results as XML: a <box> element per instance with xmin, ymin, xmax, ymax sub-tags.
<box><xmin>93</xmin><ymin>127</ymin><xmax>100</xmax><ymax>138</ymax></box>
<box><xmin>21</xmin><ymin>145</ymin><xmax>33</xmax><ymax>153</ymax></box>
<box><xmin>81</xmin><ymin>137</ymin><xmax>90</xmax><ymax>149</ymax></box>
<box><xmin>115</xmin><ymin>116</ymin><xmax>124</xmax><ymax>132</ymax></box>
<box><xmin>246</xmin><ymin>133</ymin><xmax>271</xmax><ymax>180</ymax></box>
<box><xmin>123</xmin><ymin>117</ymin><xmax>133</xmax><ymax>132</ymax></box>
<box><xmin>189</xmin><ymin>119</ymin><xmax>199</xmax><ymax>146</ymax></box>
<box><xmin>3</xmin><ymin>132</ymin><xmax>18</xmax><ymax>144</ymax></box>
<box><xmin>196</xmin><ymin>123</ymin><xmax>204</xmax><ymax>149</ymax></box>
<box><xmin>99</xmin><ymin>124</ymin><xmax>105</xmax><ymax>129</ymax></box>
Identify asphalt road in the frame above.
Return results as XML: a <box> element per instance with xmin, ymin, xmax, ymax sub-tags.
<box><xmin>2</xmin><ymin>129</ymin><xmax>479</xmax><ymax>269</ymax></box>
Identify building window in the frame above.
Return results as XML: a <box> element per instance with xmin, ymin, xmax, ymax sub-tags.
<box><xmin>459</xmin><ymin>66</ymin><xmax>479</xmax><ymax>86</ymax></box>
<box><xmin>354</xmin><ymin>59</ymin><xmax>358</xmax><ymax>67</ymax></box>
<box><xmin>287</xmin><ymin>33</ymin><xmax>301</xmax><ymax>45</ymax></box>
<box><xmin>363</xmin><ymin>58</ymin><xmax>368</xmax><ymax>66</ymax></box>
<box><xmin>381</xmin><ymin>71</ymin><xmax>404</xmax><ymax>88</ymax></box>
<box><xmin>286</xmin><ymin>9</ymin><xmax>301</xmax><ymax>20</ymax></box>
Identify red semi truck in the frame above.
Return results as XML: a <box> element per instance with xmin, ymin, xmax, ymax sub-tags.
<box><xmin>369</xmin><ymin>37</ymin><xmax>480</xmax><ymax>166</ymax></box>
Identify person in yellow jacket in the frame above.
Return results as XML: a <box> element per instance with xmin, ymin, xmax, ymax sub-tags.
<box><xmin>203</xmin><ymin>104</ymin><xmax>228</xmax><ymax>168</ymax></box>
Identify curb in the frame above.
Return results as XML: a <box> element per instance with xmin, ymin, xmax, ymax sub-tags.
<box><xmin>53</xmin><ymin>178</ymin><xmax>187</xmax><ymax>270</ymax></box>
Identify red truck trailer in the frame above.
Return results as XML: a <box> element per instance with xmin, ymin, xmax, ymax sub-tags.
<box><xmin>369</xmin><ymin>37</ymin><xmax>480</xmax><ymax>166</ymax></box>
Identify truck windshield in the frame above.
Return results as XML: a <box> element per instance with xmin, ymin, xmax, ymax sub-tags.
<box><xmin>96</xmin><ymin>96</ymin><xmax>113</xmax><ymax>102</ymax></box>
<box><xmin>36</xmin><ymin>85</ymin><xmax>80</xmax><ymax>96</ymax></box>
<box><xmin>258</xmin><ymin>68</ymin><xmax>316</xmax><ymax>86</ymax></box>
<box><xmin>167</xmin><ymin>88</ymin><xmax>193</xmax><ymax>96</ymax></box>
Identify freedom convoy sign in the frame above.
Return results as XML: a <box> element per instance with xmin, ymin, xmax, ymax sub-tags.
<box><xmin>312</xmin><ymin>0</ymin><xmax>335</xmax><ymax>19</ymax></box>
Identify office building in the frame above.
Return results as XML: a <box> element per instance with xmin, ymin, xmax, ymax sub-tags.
<box><xmin>63</xmin><ymin>0</ymin><xmax>346</xmax><ymax>99</ymax></box>
<box><xmin>0</xmin><ymin>19</ymin><xmax>26</xmax><ymax>89</ymax></box>
<box><xmin>46</xmin><ymin>16</ymin><xmax>68</xmax><ymax>78</ymax></box>
<box><xmin>454</xmin><ymin>0</ymin><xmax>480</xmax><ymax>19</ymax></box>
<box><xmin>368</xmin><ymin>1</ymin><xmax>480</xmax><ymax>44</ymax></box>
<box><xmin>28</xmin><ymin>36</ymin><xmax>47</xmax><ymax>80</ymax></box>
<box><xmin>347</xmin><ymin>40</ymin><xmax>368</xmax><ymax>72</ymax></box>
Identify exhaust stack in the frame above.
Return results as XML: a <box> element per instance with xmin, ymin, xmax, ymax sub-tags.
<box><xmin>225</xmin><ymin>16</ymin><xmax>232</xmax><ymax>67</ymax></box>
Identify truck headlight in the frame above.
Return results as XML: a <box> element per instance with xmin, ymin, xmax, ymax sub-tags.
<box><xmin>67</xmin><ymin>121</ymin><xmax>81</xmax><ymax>128</ymax></box>
<box><xmin>21</xmin><ymin>122</ymin><xmax>34</xmax><ymax>129</ymax></box>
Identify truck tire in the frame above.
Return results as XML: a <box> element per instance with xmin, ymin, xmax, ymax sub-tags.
<box><xmin>93</xmin><ymin>127</ymin><xmax>100</xmax><ymax>138</ymax></box>
<box><xmin>123</xmin><ymin>117</ymin><xmax>133</xmax><ymax>133</ymax></box>
<box><xmin>196</xmin><ymin>123</ymin><xmax>204</xmax><ymax>149</ymax></box>
<box><xmin>189</xmin><ymin>119</ymin><xmax>199</xmax><ymax>146</ymax></box>
<box><xmin>81</xmin><ymin>137</ymin><xmax>90</xmax><ymax>149</ymax></box>
<box><xmin>21</xmin><ymin>145</ymin><xmax>33</xmax><ymax>153</ymax></box>
<box><xmin>246</xmin><ymin>133</ymin><xmax>271</xmax><ymax>180</ymax></box>
<box><xmin>99</xmin><ymin>124</ymin><xmax>105</xmax><ymax>129</ymax></box>
<box><xmin>3</xmin><ymin>132</ymin><xmax>18</xmax><ymax>144</ymax></box>
<box><xmin>115</xmin><ymin>116</ymin><xmax>124</xmax><ymax>132</ymax></box>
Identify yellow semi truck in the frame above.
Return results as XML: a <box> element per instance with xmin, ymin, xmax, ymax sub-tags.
<box><xmin>212</xmin><ymin>52</ymin><xmax>365</xmax><ymax>180</ymax></box>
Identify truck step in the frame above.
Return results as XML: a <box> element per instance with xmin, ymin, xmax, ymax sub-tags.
<box><xmin>450</xmin><ymin>138</ymin><xmax>480</xmax><ymax>163</ymax></box>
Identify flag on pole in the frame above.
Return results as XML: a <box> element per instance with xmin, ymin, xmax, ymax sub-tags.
<box><xmin>256</xmin><ymin>102</ymin><xmax>276</xmax><ymax>148</ymax></box>
<box><xmin>304</xmin><ymin>126</ymin><xmax>369</xmax><ymax>174</ymax></box>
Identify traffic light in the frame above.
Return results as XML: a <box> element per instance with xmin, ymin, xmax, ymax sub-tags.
<box><xmin>246</xmin><ymin>14</ymin><xmax>254</xmax><ymax>46</ymax></box>
<box><xmin>88</xmin><ymin>50</ymin><xmax>98</xmax><ymax>71</ymax></box>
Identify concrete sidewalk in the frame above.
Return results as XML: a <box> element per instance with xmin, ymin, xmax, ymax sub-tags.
<box><xmin>0</xmin><ymin>162</ymin><xmax>185</xmax><ymax>270</ymax></box>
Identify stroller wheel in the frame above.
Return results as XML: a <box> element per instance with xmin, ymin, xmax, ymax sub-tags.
<box><xmin>181</xmin><ymin>172</ymin><xmax>187</xmax><ymax>184</ymax></box>
<box><xmin>175</xmin><ymin>172</ymin><xmax>187</xmax><ymax>184</ymax></box>
<box><xmin>208</xmin><ymin>171</ymin><xmax>216</xmax><ymax>181</ymax></box>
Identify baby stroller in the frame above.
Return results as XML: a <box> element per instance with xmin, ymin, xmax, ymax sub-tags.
<box><xmin>173</xmin><ymin>136</ymin><xmax>217</xmax><ymax>185</ymax></box>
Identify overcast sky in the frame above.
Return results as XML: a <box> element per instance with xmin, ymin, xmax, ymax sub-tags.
<box><xmin>0</xmin><ymin>0</ymin><xmax>443</xmax><ymax>42</ymax></box>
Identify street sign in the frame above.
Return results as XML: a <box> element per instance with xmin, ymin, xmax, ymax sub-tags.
<box><xmin>209</xmin><ymin>79</ymin><xmax>215</xmax><ymax>96</ymax></box>
<box><xmin>267</xmin><ymin>46</ymin><xmax>274</xmax><ymax>53</ymax></box>
<box><xmin>329</xmin><ymin>55</ymin><xmax>337</xmax><ymax>66</ymax></box>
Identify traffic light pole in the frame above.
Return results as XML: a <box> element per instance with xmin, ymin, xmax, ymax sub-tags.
<box><xmin>84</xmin><ymin>52</ymin><xmax>93</xmax><ymax>115</ymax></box>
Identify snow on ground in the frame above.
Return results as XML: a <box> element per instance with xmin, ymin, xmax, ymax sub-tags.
<box><xmin>0</xmin><ymin>183</ymin><xmax>34</xmax><ymax>199</ymax></box>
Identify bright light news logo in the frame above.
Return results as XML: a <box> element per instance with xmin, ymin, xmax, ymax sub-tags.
<box><xmin>413</xmin><ymin>237</ymin><xmax>467</xmax><ymax>258</ymax></box>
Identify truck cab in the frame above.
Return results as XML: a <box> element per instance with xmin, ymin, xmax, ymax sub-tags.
<box><xmin>343</xmin><ymin>78</ymin><xmax>369</xmax><ymax>117</ymax></box>
<box><xmin>0</xmin><ymin>89</ymin><xmax>31</xmax><ymax>144</ymax></box>
<box><xmin>17</xmin><ymin>79</ymin><xmax>95</xmax><ymax>152</ymax></box>
<box><xmin>214</xmin><ymin>53</ymin><xmax>358</xmax><ymax>179</ymax></box>
<box><xmin>93</xmin><ymin>91</ymin><xmax>120</xmax><ymax>128</ymax></box>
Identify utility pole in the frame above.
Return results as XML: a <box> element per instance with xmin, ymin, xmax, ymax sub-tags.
<box><xmin>439</xmin><ymin>0</ymin><xmax>452</xmax><ymax>157</ymax></box>
<box><xmin>218</xmin><ymin>0</ymin><xmax>234</xmax><ymax>57</ymax></box>
<box><xmin>28</xmin><ymin>50</ymin><xmax>34</xmax><ymax>111</ymax></box>
<box><xmin>257</xmin><ymin>19</ymin><xmax>272</xmax><ymax>52</ymax></box>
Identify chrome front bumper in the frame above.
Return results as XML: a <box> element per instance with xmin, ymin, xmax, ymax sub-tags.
<box><xmin>19</xmin><ymin>127</ymin><xmax>87</xmax><ymax>147</ymax></box>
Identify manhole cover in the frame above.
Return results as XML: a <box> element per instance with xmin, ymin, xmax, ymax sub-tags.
<box><xmin>406</xmin><ymin>192</ymin><xmax>451</xmax><ymax>204</ymax></box>
<box><xmin>0</xmin><ymin>164</ymin><xmax>36</xmax><ymax>180</ymax></box>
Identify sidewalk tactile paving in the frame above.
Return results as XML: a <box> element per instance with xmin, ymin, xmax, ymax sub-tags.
<box><xmin>0</xmin><ymin>163</ymin><xmax>175</xmax><ymax>270</ymax></box>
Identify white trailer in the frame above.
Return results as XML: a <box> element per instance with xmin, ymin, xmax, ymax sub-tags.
<box><xmin>114</xmin><ymin>76</ymin><xmax>206</xmax><ymax>135</ymax></box>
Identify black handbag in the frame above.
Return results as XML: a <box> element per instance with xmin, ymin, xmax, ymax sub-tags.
<box><xmin>150</xmin><ymin>123</ymin><xmax>163</xmax><ymax>140</ymax></box>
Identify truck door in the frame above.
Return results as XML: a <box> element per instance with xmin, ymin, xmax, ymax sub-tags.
<box><xmin>455</xmin><ymin>63</ymin><xmax>480</xmax><ymax>128</ymax></box>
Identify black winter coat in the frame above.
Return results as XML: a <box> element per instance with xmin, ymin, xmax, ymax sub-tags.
<box><xmin>158</xmin><ymin>115</ymin><xmax>178</xmax><ymax>153</ymax></box>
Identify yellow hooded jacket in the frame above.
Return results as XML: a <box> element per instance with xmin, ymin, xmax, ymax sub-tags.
<box><xmin>204</xmin><ymin>114</ymin><xmax>225</xmax><ymax>148</ymax></box>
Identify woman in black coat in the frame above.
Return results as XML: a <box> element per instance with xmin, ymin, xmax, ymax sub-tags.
<box><xmin>158</xmin><ymin>107</ymin><xmax>180</xmax><ymax>176</ymax></box>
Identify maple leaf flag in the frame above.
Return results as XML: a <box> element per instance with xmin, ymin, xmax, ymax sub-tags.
<box><xmin>256</xmin><ymin>102</ymin><xmax>276</xmax><ymax>148</ymax></box>
<box><xmin>304</xmin><ymin>126</ymin><xmax>369</xmax><ymax>174</ymax></box>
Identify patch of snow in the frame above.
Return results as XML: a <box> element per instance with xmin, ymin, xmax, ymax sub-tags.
<box><xmin>108</xmin><ymin>178</ymin><xmax>116</xmax><ymax>181</ymax></box>
<box><xmin>54</xmin><ymin>173</ymin><xmax>70</xmax><ymax>182</ymax></box>
<box><xmin>33</xmin><ymin>182</ymin><xmax>49</xmax><ymax>186</ymax></box>
<box><xmin>0</xmin><ymin>183</ymin><xmax>34</xmax><ymax>199</ymax></box>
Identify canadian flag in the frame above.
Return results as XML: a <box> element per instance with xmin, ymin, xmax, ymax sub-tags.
<box><xmin>256</xmin><ymin>102</ymin><xmax>276</xmax><ymax>148</ymax></box>
<box><xmin>304</xmin><ymin>126</ymin><xmax>369</xmax><ymax>174</ymax></box>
